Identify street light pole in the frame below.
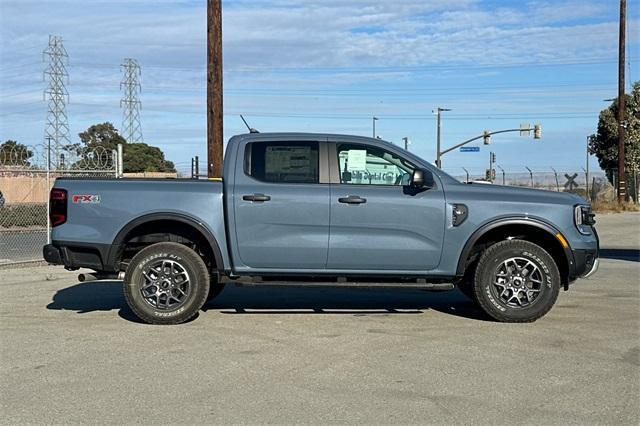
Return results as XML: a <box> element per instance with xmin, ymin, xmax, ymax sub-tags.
<box><xmin>434</xmin><ymin>107</ymin><xmax>450</xmax><ymax>168</ymax></box>
<box><xmin>462</xmin><ymin>167</ymin><xmax>470</xmax><ymax>183</ymax></box>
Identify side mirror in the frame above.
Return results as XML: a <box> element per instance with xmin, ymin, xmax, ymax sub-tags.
<box><xmin>410</xmin><ymin>169</ymin><xmax>434</xmax><ymax>189</ymax></box>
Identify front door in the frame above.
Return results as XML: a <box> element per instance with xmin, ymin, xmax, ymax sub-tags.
<box><xmin>327</xmin><ymin>142</ymin><xmax>445</xmax><ymax>271</ymax></box>
<box><xmin>232</xmin><ymin>139</ymin><xmax>330</xmax><ymax>270</ymax></box>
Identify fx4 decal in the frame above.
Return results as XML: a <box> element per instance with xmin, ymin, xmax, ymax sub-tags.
<box><xmin>72</xmin><ymin>194</ymin><xmax>101</xmax><ymax>204</ymax></box>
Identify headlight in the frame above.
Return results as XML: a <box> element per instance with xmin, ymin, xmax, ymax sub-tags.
<box><xmin>574</xmin><ymin>205</ymin><xmax>595</xmax><ymax>234</ymax></box>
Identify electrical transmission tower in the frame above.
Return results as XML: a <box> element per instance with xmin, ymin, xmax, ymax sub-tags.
<box><xmin>120</xmin><ymin>58</ymin><xmax>143</xmax><ymax>144</ymax></box>
<box><xmin>43</xmin><ymin>35</ymin><xmax>70</xmax><ymax>167</ymax></box>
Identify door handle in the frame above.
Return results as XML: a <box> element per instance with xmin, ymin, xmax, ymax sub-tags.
<box><xmin>243</xmin><ymin>194</ymin><xmax>271</xmax><ymax>202</ymax></box>
<box><xmin>338</xmin><ymin>195</ymin><xmax>367</xmax><ymax>204</ymax></box>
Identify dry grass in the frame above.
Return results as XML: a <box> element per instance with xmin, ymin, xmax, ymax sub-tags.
<box><xmin>592</xmin><ymin>201</ymin><xmax>640</xmax><ymax>213</ymax></box>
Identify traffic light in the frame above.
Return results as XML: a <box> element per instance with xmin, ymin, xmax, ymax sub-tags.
<box><xmin>534</xmin><ymin>123</ymin><xmax>541</xmax><ymax>139</ymax></box>
<box><xmin>483</xmin><ymin>130</ymin><xmax>491</xmax><ymax>145</ymax></box>
<box><xmin>491</xmin><ymin>169</ymin><xmax>496</xmax><ymax>180</ymax></box>
<box><xmin>491</xmin><ymin>152</ymin><xmax>496</xmax><ymax>163</ymax></box>
<box><xmin>485</xmin><ymin>169</ymin><xmax>491</xmax><ymax>180</ymax></box>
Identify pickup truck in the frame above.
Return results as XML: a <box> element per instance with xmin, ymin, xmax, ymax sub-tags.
<box><xmin>43</xmin><ymin>132</ymin><xmax>599</xmax><ymax>324</ymax></box>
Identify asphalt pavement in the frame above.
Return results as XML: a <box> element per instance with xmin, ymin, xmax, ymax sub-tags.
<box><xmin>1</xmin><ymin>213</ymin><xmax>639</xmax><ymax>424</ymax></box>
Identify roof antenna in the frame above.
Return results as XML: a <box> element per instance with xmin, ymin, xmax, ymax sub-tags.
<box><xmin>240</xmin><ymin>115</ymin><xmax>259</xmax><ymax>133</ymax></box>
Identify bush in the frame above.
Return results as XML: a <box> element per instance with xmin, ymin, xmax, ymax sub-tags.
<box><xmin>592</xmin><ymin>201</ymin><xmax>640</xmax><ymax>213</ymax></box>
<box><xmin>0</xmin><ymin>203</ymin><xmax>47</xmax><ymax>228</ymax></box>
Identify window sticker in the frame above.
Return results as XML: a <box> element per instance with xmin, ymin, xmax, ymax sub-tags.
<box><xmin>347</xmin><ymin>149</ymin><xmax>367</xmax><ymax>171</ymax></box>
<box><xmin>265</xmin><ymin>146</ymin><xmax>311</xmax><ymax>174</ymax></box>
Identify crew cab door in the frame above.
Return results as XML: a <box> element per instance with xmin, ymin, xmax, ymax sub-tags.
<box><xmin>231</xmin><ymin>139</ymin><xmax>330</xmax><ymax>270</ymax></box>
<box><xmin>327</xmin><ymin>142</ymin><xmax>445</xmax><ymax>271</ymax></box>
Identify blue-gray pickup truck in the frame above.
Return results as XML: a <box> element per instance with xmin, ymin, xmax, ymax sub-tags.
<box><xmin>43</xmin><ymin>133</ymin><xmax>599</xmax><ymax>324</ymax></box>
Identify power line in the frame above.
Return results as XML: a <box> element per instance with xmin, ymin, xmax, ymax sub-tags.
<box><xmin>65</xmin><ymin>55</ymin><xmax>639</xmax><ymax>74</ymax></box>
<box><xmin>120</xmin><ymin>58</ymin><xmax>144</xmax><ymax>143</ymax></box>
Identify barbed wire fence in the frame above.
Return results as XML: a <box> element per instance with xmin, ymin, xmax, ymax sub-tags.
<box><xmin>0</xmin><ymin>143</ymin><xmax>117</xmax><ymax>266</ymax></box>
<box><xmin>452</xmin><ymin>167</ymin><xmax>638</xmax><ymax>203</ymax></box>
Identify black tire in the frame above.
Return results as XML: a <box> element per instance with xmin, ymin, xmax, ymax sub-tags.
<box><xmin>123</xmin><ymin>242</ymin><xmax>210</xmax><ymax>325</ymax></box>
<box><xmin>207</xmin><ymin>277</ymin><xmax>226</xmax><ymax>301</ymax></box>
<box><xmin>473</xmin><ymin>240</ymin><xmax>560</xmax><ymax>323</ymax></box>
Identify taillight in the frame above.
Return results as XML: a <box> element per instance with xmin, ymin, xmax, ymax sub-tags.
<box><xmin>50</xmin><ymin>188</ymin><xmax>67</xmax><ymax>227</ymax></box>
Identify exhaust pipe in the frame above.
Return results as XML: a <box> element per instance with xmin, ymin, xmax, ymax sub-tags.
<box><xmin>78</xmin><ymin>271</ymin><xmax>125</xmax><ymax>282</ymax></box>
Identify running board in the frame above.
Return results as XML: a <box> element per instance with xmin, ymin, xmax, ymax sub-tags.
<box><xmin>221</xmin><ymin>277</ymin><xmax>454</xmax><ymax>291</ymax></box>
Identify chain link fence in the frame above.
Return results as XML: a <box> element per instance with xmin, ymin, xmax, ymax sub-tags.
<box><xmin>0</xmin><ymin>143</ymin><xmax>117</xmax><ymax>266</ymax></box>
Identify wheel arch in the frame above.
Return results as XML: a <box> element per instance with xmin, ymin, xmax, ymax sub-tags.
<box><xmin>107</xmin><ymin>213</ymin><xmax>224</xmax><ymax>273</ymax></box>
<box><xmin>456</xmin><ymin>218</ymin><xmax>574</xmax><ymax>288</ymax></box>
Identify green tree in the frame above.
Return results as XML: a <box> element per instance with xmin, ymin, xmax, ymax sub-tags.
<box><xmin>70</xmin><ymin>122</ymin><xmax>175</xmax><ymax>173</ymax></box>
<box><xmin>123</xmin><ymin>143</ymin><xmax>175</xmax><ymax>173</ymax></box>
<box><xmin>589</xmin><ymin>81</ymin><xmax>640</xmax><ymax>184</ymax></box>
<box><xmin>0</xmin><ymin>140</ymin><xmax>33</xmax><ymax>166</ymax></box>
<box><xmin>78</xmin><ymin>122</ymin><xmax>126</xmax><ymax>151</ymax></box>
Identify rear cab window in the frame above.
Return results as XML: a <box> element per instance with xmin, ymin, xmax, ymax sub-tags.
<box><xmin>244</xmin><ymin>141</ymin><xmax>319</xmax><ymax>184</ymax></box>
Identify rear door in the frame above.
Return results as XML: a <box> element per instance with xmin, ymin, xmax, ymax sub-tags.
<box><xmin>232</xmin><ymin>139</ymin><xmax>330</xmax><ymax>270</ymax></box>
<box><xmin>327</xmin><ymin>142</ymin><xmax>445</xmax><ymax>271</ymax></box>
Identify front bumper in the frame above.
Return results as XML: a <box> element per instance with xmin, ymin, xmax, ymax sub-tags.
<box><xmin>572</xmin><ymin>227</ymin><xmax>599</xmax><ymax>279</ymax></box>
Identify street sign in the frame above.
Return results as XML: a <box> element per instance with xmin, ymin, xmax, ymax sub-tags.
<box><xmin>460</xmin><ymin>147</ymin><xmax>480</xmax><ymax>152</ymax></box>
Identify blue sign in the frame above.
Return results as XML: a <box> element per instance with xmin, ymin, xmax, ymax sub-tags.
<box><xmin>460</xmin><ymin>146</ymin><xmax>480</xmax><ymax>152</ymax></box>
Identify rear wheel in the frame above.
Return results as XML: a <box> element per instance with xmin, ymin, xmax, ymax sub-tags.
<box><xmin>473</xmin><ymin>240</ymin><xmax>560</xmax><ymax>323</ymax></box>
<box><xmin>123</xmin><ymin>242</ymin><xmax>209</xmax><ymax>325</ymax></box>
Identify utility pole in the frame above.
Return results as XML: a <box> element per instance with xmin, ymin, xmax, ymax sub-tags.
<box><xmin>434</xmin><ymin>107</ymin><xmax>450</xmax><ymax>168</ymax></box>
<box><xmin>120</xmin><ymin>58</ymin><xmax>143</xmax><ymax>144</ymax></box>
<box><xmin>43</xmin><ymin>35</ymin><xmax>70</xmax><ymax>169</ymax></box>
<box><xmin>372</xmin><ymin>116</ymin><xmax>378</xmax><ymax>138</ymax></box>
<box><xmin>585</xmin><ymin>136</ymin><xmax>590</xmax><ymax>200</ymax></box>
<box><xmin>617</xmin><ymin>0</ymin><xmax>626</xmax><ymax>203</ymax></box>
<box><xmin>207</xmin><ymin>0</ymin><xmax>224</xmax><ymax>178</ymax></box>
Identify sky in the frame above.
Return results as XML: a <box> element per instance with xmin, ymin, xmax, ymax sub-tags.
<box><xmin>1</xmin><ymin>0</ymin><xmax>638</xmax><ymax>178</ymax></box>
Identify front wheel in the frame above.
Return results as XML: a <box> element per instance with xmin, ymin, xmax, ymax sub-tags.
<box><xmin>473</xmin><ymin>240</ymin><xmax>560</xmax><ymax>323</ymax></box>
<box><xmin>123</xmin><ymin>242</ymin><xmax>210</xmax><ymax>325</ymax></box>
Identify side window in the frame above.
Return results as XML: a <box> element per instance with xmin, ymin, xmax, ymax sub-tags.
<box><xmin>245</xmin><ymin>141</ymin><xmax>319</xmax><ymax>184</ymax></box>
<box><xmin>337</xmin><ymin>144</ymin><xmax>414</xmax><ymax>186</ymax></box>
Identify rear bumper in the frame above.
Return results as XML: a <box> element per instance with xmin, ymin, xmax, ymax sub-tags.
<box><xmin>43</xmin><ymin>244</ymin><xmax>63</xmax><ymax>265</ymax></box>
<box><xmin>43</xmin><ymin>242</ymin><xmax>113</xmax><ymax>271</ymax></box>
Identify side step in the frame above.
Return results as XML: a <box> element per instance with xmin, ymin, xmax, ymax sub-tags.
<box><xmin>221</xmin><ymin>277</ymin><xmax>454</xmax><ymax>291</ymax></box>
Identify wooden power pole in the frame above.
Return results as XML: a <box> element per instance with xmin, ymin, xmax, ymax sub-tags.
<box><xmin>207</xmin><ymin>0</ymin><xmax>223</xmax><ymax>178</ymax></box>
<box><xmin>617</xmin><ymin>0</ymin><xmax>626</xmax><ymax>203</ymax></box>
